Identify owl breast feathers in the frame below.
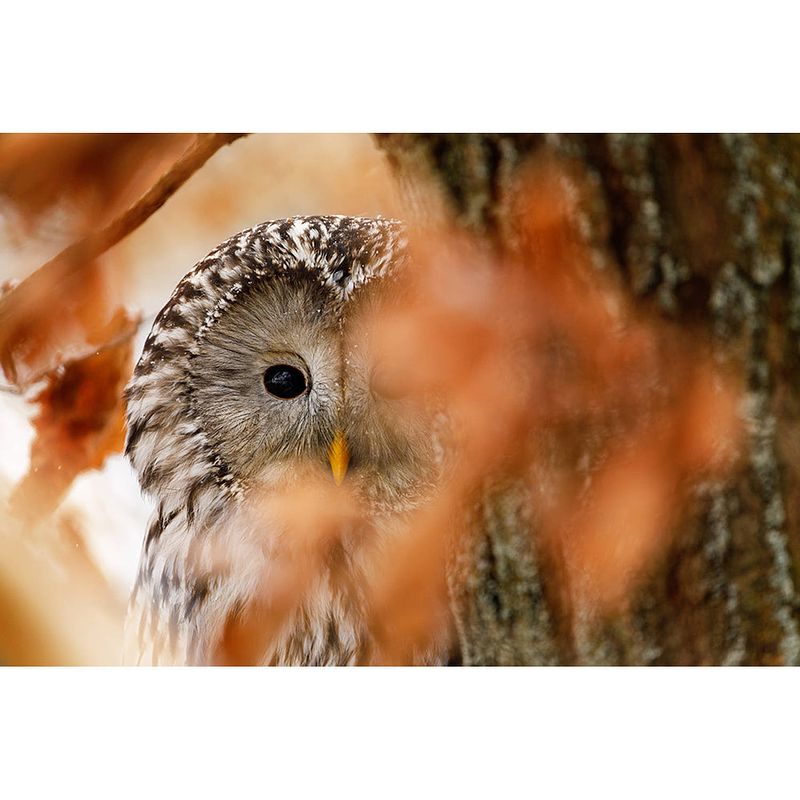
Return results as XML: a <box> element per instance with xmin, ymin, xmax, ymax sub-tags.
<box><xmin>124</xmin><ymin>215</ymin><xmax>450</xmax><ymax>665</ymax></box>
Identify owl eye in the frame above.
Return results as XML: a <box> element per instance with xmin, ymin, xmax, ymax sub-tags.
<box><xmin>264</xmin><ymin>365</ymin><xmax>308</xmax><ymax>399</ymax></box>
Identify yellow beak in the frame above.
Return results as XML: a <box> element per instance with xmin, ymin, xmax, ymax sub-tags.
<box><xmin>328</xmin><ymin>430</ymin><xmax>350</xmax><ymax>486</ymax></box>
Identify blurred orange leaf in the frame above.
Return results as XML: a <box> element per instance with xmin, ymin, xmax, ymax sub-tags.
<box><xmin>9</xmin><ymin>307</ymin><xmax>138</xmax><ymax>524</ymax></box>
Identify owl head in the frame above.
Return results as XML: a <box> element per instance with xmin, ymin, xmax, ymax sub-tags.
<box><xmin>125</xmin><ymin>216</ymin><xmax>441</xmax><ymax>529</ymax></box>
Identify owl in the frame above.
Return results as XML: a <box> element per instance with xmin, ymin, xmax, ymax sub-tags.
<box><xmin>124</xmin><ymin>215</ymin><xmax>450</xmax><ymax>665</ymax></box>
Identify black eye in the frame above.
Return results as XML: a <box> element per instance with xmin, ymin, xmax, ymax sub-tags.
<box><xmin>264</xmin><ymin>365</ymin><xmax>307</xmax><ymax>399</ymax></box>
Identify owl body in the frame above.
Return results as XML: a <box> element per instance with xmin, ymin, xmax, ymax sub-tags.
<box><xmin>124</xmin><ymin>216</ymin><xmax>446</xmax><ymax>665</ymax></box>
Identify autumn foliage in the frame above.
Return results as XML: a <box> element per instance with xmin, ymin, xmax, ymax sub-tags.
<box><xmin>360</xmin><ymin>158</ymin><xmax>742</xmax><ymax>659</ymax></box>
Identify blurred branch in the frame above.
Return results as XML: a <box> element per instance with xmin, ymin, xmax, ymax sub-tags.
<box><xmin>0</xmin><ymin>133</ymin><xmax>247</xmax><ymax>382</ymax></box>
<box><xmin>0</xmin><ymin>517</ymin><xmax>124</xmax><ymax>665</ymax></box>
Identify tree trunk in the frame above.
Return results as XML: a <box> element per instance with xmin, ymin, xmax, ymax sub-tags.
<box><xmin>375</xmin><ymin>133</ymin><xmax>800</xmax><ymax>666</ymax></box>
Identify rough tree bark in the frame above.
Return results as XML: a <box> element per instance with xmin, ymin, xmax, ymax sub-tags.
<box><xmin>375</xmin><ymin>133</ymin><xmax>800</xmax><ymax>666</ymax></box>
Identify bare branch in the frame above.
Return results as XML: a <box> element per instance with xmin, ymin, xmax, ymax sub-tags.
<box><xmin>0</xmin><ymin>133</ymin><xmax>248</xmax><ymax>371</ymax></box>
